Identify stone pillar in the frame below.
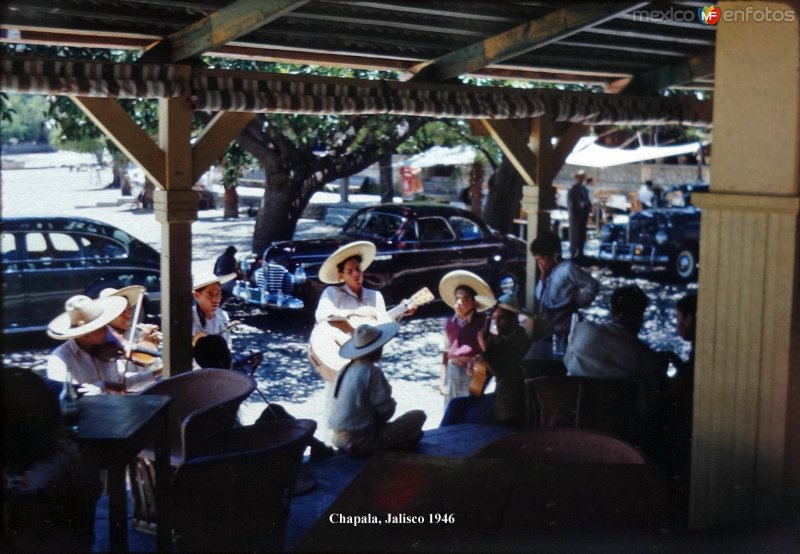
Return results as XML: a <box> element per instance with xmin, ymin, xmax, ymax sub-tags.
<box><xmin>156</xmin><ymin>91</ymin><xmax>196</xmax><ymax>376</ymax></box>
<box><xmin>520</xmin><ymin>185</ymin><xmax>540</xmax><ymax>313</ymax></box>
<box><xmin>689</xmin><ymin>1</ymin><xmax>800</xmax><ymax>528</ymax></box>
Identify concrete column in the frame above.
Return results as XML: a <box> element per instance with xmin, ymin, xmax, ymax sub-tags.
<box><xmin>690</xmin><ymin>1</ymin><xmax>800</xmax><ymax>527</ymax></box>
<box><xmin>520</xmin><ymin>185</ymin><xmax>540</xmax><ymax>313</ymax></box>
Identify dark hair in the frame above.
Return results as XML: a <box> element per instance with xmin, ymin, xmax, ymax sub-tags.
<box><xmin>609</xmin><ymin>285</ymin><xmax>648</xmax><ymax>317</ymax></box>
<box><xmin>676</xmin><ymin>293</ymin><xmax>697</xmax><ymax>318</ymax></box>
<box><xmin>337</xmin><ymin>254</ymin><xmax>363</xmax><ymax>274</ymax></box>
<box><xmin>530</xmin><ymin>231</ymin><xmax>561</xmax><ymax>257</ymax></box>
<box><xmin>225</xmin><ymin>245</ymin><xmax>237</xmax><ymax>255</ymax></box>
<box><xmin>194</xmin><ymin>335</ymin><xmax>232</xmax><ymax>369</ymax></box>
<box><xmin>454</xmin><ymin>285</ymin><xmax>477</xmax><ymax>299</ymax></box>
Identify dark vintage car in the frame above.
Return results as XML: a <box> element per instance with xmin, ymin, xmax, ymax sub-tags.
<box><xmin>594</xmin><ymin>183</ymin><xmax>707</xmax><ymax>282</ymax></box>
<box><xmin>2</xmin><ymin>216</ymin><xmax>161</xmax><ymax>334</ymax></box>
<box><xmin>236</xmin><ymin>203</ymin><xmax>527</xmax><ymax>310</ymax></box>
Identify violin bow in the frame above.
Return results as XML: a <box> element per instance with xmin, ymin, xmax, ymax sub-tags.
<box><xmin>124</xmin><ymin>288</ymin><xmax>146</xmax><ymax>374</ymax></box>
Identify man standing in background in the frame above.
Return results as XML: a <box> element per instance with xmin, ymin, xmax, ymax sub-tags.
<box><xmin>567</xmin><ymin>169</ymin><xmax>592</xmax><ymax>260</ymax></box>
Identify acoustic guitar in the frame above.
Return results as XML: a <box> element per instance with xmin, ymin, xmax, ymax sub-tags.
<box><xmin>308</xmin><ymin>287</ymin><xmax>435</xmax><ymax>382</ymax></box>
<box><xmin>468</xmin><ymin>354</ymin><xmax>493</xmax><ymax>397</ymax></box>
<box><xmin>192</xmin><ymin>319</ymin><xmax>242</xmax><ymax>346</ymax></box>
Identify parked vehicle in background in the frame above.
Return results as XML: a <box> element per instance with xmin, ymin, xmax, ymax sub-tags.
<box><xmin>235</xmin><ymin>203</ymin><xmax>527</xmax><ymax>311</ymax></box>
<box><xmin>594</xmin><ymin>183</ymin><xmax>707</xmax><ymax>282</ymax></box>
<box><xmin>2</xmin><ymin>216</ymin><xmax>161</xmax><ymax>334</ymax></box>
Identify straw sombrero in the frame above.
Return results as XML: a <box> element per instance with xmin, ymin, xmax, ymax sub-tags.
<box><xmin>318</xmin><ymin>241</ymin><xmax>376</xmax><ymax>285</ymax></box>
<box><xmin>439</xmin><ymin>270</ymin><xmax>495</xmax><ymax>312</ymax></box>
<box><xmin>47</xmin><ymin>295</ymin><xmax>127</xmax><ymax>340</ymax></box>
<box><xmin>339</xmin><ymin>322</ymin><xmax>399</xmax><ymax>360</ymax></box>
<box><xmin>99</xmin><ymin>285</ymin><xmax>145</xmax><ymax>306</ymax></box>
<box><xmin>192</xmin><ymin>272</ymin><xmax>236</xmax><ymax>291</ymax></box>
<box><xmin>476</xmin><ymin>293</ymin><xmax>530</xmax><ymax>316</ymax></box>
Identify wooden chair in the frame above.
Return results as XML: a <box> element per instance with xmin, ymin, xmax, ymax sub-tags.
<box><xmin>473</xmin><ymin>428</ymin><xmax>647</xmax><ymax>464</ymax></box>
<box><xmin>525</xmin><ymin>376</ymin><xmax>643</xmax><ymax>445</ymax></box>
<box><xmin>170</xmin><ymin>419</ymin><xmax>317</xmax><ymax>552</ymax></box>
<box><xmin>131</xmin><ymin>369</ymin><xmax>256</xmax><ymax>532</ymax></box>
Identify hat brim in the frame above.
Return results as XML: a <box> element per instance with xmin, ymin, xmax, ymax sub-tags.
<box><xmin>339</xmin><ymin>322</ymin><xmax>399</xmax><ymax>359</ymax></box>
<box><xmin>318</xmin><ymin>241</ymin><xmax>376</xmax><ymax>285</ymax></box>
<box><xmin>439</xmin><ymin>271</ymin><xmax>495</xmax><ymax>312</ymax></box>
<box><xmin>193</xmin><ymin>272</ymin><xmax>236</xmax><ymax>291</ymax></box>
<box><xmin>47</xmin><ymin>296</ymin><xmax>127</xmax><ymax>340</ymax></box>
<box><xmin>100</xmin><ymin>285</ymin><xmax>145</xmax><ymax>306</ymax></box>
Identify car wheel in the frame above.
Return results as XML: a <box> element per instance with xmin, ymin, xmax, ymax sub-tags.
<box><xmin>671</xmin><ymin>246</ymin><xmax>698</xmax><ymax>282</ymax></box>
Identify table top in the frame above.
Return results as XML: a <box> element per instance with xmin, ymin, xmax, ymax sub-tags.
<box><xmin>77</xmin><ymin>394</ymin><xmax>172</xmax><ymax>452</ymax></box>
<box><xmin>297</xmin><ymin>453</ymin><xmax>668</xmax><ymax>551</ymax></box>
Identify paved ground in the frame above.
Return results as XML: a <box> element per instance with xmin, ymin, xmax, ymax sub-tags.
<box><xmin>2</xmin><ymin>153</ymin><xmax>696</xmax><ymax>433</ymax></box>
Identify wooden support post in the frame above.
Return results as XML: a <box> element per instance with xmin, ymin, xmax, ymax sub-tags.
<box><xmin>156</xmin><ymin>90</ymin><xmax>196</xmax><ymax>376</ymax></box>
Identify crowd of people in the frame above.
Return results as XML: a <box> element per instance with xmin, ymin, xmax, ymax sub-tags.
<box><xmin>6</xmin><ymin>228</ymin><xmax>698</xmax><ymax>543</ymax></box>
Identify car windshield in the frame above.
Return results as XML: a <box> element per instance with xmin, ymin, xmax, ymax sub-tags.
<box><xmin>343</xmin><ymin>211</ymin><xmax>403</xmax><ymax>240</ymax></box>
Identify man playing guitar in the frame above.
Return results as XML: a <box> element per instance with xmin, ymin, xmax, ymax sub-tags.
<box><xmin>192</xmin><ymin>272</ymin><xmax>238</xmax><ymax>348</ymax></box>
<box><xmin>309</xmin><ymin>241</ymin><xmax>413</xmax><ymax>382</ymax></box>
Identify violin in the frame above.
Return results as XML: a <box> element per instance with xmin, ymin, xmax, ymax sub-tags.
<box><xmin>90</xmin><ymin>337</ymin><xmax>162</xmax><ymax>366</ymax></box>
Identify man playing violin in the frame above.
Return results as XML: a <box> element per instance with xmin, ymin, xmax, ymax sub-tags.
<box><xmin>192</xmin><ymin>272</ymin><xmax>237</xmax><ymax>348</ymax></box>
<box><xmin>46</xmin><ymin>295</ymin><xmax>159</xmax><ymax>394</ymax></box>
<box><xmin>98</xmin><ymin>286</ymin><xmax>162</xmax><ymax>389</ymax></box>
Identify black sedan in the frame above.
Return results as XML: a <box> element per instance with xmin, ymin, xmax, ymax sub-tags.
<box><xmin>2</xmin><ymin>216</ymin><xmax>161</xmax><ymax>334</ymax></box>
<box><xmin>595</xmin><ymin>183</ymin><xmax>706</xmax><ymax>282</ymax></box>
<box><xmin>237</xmin><ymin>203</ymin><xmax>527</xmax><ymax>310</ymax></box>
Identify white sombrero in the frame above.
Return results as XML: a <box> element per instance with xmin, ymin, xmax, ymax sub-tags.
<box><xmin>339</xmin><ymin>322</ymin><xmax>399</xmax><ymax>360</ymax></box>
<box><xmin>47</xmin><ymin>295</ymin><xmax>127</xmax><ymax>340</ymax></box>
<box><xmin>476</xmin><ymin>292</ymin><xmax>531</xmax><ymax>316</ymax></box>
<box><xmin>99</xmin><ymin>285</ymin><xmax>145</xmax><ymax>306</ymax></box>
<box><xmin>439</xmin><ymin>270</ymin><xmax>495</xmax><ymax>312</ymax></box>
<box><xmin>318</xmin><ymin>241</ymin><xmax>376</xmax><ymax>285</ymax></box>
<box><xmin>192</xmin><ymin>272</ymin><xmax>236</xmax><ymax>291</ymax></box>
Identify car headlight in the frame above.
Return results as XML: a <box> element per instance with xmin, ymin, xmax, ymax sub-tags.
<box><xmin>655</xmin><ymin>230</ymin><xmax>668</xmax><ymax>245</ymax></box>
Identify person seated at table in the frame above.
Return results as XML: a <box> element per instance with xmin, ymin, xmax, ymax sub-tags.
<box><xmin>98</xmin><ymin>286</ymin><xmax>162</xmax><ymax>389</ymax></box>
<box><xmin>192</xmin><ymin>272</ymin><xmax>237</xmax><ymax>348</ymax></box>
<box><xmin>46</xmin><ymin>295</ymin><xmax>157</xmax><ymax>394</ymax></box>
<box><xmin>438</xmin><ymin>270</ymin><xmax>495</xmax><ymax>407</ymax></box>
<box><xmin>3</xmin><ymin>367</ymin><xmax>101</xmax><ymax>551</ymax></box>
<box><xmin>563</xmin><ymin>285</ymin><xmax>669</xmax><ymax>417</ymax></box>
<box><xmin>329</xmin><ymin>322</ymin><xmax>426</xmax><ymax>457</ymax></box>
<box><xmin>525</xmin><ymin>231</ymin><xmax>599</xmax><ymax>358</ymax></box>
<box><xmin>440</xmin><ymin>294</ymin><xmax>532</xmax><ymax>428</ymax></box>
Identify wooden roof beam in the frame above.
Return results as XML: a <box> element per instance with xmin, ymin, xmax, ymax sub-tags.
<box><xmin>406</xmin><ymin>2</ymin><xmax>648</xmax><ymax>82</ymax></box>
<box><xmin>69</xmin><ymin>96</ymin><xmax>165</xmax><ymax>188</ymax></box>
<box><xmin>141</xmin><ymin>0</ymin><xmax>309</xmax><ymax>63</ymax></box>
<box><xmin>192</xmin><ymin>111</ymin><xmax>256</xmax><ymax>183</ymax></box>
<box><xmin>608</xmin><ymin>49</ymin><xmax>715</xmax><ymax>93</ymax></box>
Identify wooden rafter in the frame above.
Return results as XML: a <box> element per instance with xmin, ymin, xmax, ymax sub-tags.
<box><xmin>192</xmin><ymin>111</ymin><xmax>256</xmax><ymax>183</ymax></box>
<box><xmin>478</xmin><ymin>119</ymin><xmax>538</xmax><ymax>188</ymax></box>
<box><xmin>609</xmin><ymin>49</ymin><xmax>715</xmax><ymax>94</ymax></box>
<box><xmin>141</xmin><ymin>0</ymin><xmax>309</xmax><ymax>62</ymax></box>
<box><xmin>406</xmin><ymin>2</ymin><xmax>648</xmax><ymax>82</ymax></box>
<box><xmin>69</xmin><ymin>96</ymin><xmax>165</xmax><ymax>188</ymax></box>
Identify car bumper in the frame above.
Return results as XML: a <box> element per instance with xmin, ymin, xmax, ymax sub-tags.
<box><xmin>232</xmin><ymin>280</ymin><xmax>305</xmax><ymax>310</ymax></box>
<box><xmin>597</xmin><ymin>243</ymin><xmax>670</xmax><ymax>266</ymax></box>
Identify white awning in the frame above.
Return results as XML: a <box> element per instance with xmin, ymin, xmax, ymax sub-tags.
<box><xmin>566</xmin><ymin>136</ymin><xmax>702</xmax><ymax>168</ymax></box>
<box><xmin>403</xmin><ymin>145</ymin><xmax>477</xmax><ymax>169</ymax></box>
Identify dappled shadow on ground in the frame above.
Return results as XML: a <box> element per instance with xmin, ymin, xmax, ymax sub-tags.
<box><xmin>3</xmin><ymin>269</ymin><xmax>694</xmax><ymax>404</ymax></box>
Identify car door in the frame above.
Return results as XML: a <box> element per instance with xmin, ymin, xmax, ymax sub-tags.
<box><xmin>448</xmin><ymin>215</ymin><xmax>496</xmax><ymax>279</ymax></box>
<box><xmin>396</xmin><ymin>216</ymin><xmax>458</xmax><ymax>297</ymax></box>
<box><xmin>1</xmin><ymin>231</ymin><xmax>27</xmax><ymax>331</ymax></box>
<box><xmin>25</xmin><ymin>230</ymin><xmax>87</xmax><ymax>327</ymax></box>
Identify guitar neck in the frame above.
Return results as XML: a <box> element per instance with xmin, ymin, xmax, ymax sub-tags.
<box><xmin>386</xmin><ymin>301</ymin><xmax>407</xmax><ymax>321</ymax></box>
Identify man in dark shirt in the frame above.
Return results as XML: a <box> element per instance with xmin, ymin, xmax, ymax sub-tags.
<box><xmin>213</xmin><ymin>245</ymin><xmax>239</xmax><ymax>300</ymax></box>
<box><xmin>567</xmin><ymin>170</ymin><xmax>592</xmax><ymax>259</ymax></box>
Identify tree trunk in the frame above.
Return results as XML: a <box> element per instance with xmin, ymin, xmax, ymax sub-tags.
<box><xmin>379</xmin><ymin>152</ymin><xmax>394</xmax><ymax>203</ymax></box>
<box><xmin>251</xmin><ymin>172</ymin><xmax>305</xmax><ymax>255</ymax></box>
<box><xmin>483</xmin><ymin>155</ymin><xmax>524</xmax><ymax>235</ymax></box>
<box><xmin>223</xmin><ymin>188</ymin><xmax>239</xmax><ymax>218</ymax></box>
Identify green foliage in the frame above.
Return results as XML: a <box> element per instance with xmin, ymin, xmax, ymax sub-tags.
<box><xmin>0</xmin><ymin>93</ymin><xmax>50</xmax><ymax>143</ymax></box>
<box><xmin>221</xmin><ymin>143</ymin><xmax>256</xmax><ymax>189</ymax></box>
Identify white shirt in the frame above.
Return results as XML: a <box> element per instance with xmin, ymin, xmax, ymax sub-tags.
<box><xmin>315</xmin><ymin>284</ymin><xmax>389</xmax><ymax>324</ymax></box>
<box><xmin>192</xmin><ymin>305</ymin><xmax>232</xmax><ymax>347</ymax></box>
<box><xmin>47</xmin><ymin>332</ymin><xmax>159</xmax><ymax>393</ymax></box>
